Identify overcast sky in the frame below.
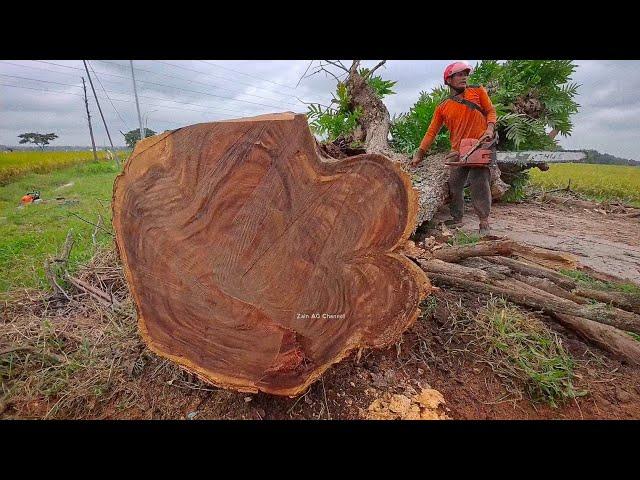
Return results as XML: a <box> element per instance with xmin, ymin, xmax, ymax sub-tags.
<box><xmin>1</xmin><ymin>60</ymin><xmax>638</xmax><ymax>160</ymax></box>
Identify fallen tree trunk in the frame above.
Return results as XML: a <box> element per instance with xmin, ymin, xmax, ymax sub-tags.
<box><xmin>483</xmin><ymin>255</ymin><xmax>577</xmax><ymax>290</ymax></box>
<box><xmin>512</xmin><ymin>273</ymin><xmax>589</xmax><ymax>305</ymax></box>
<box><xmin>427</xmin><ymin>272</ymin><xmax>640</xmax><ymax>334</ymax></box>
<box><xmin>418</xmin><ymin>258</ymin><xmax>498</xmax><ymax>282</ymax></box>
<box><xmin>509</xmin><ymin>243</ymin><xmax>578</xmax><ymax>270</ymax></box>
<box><xmin>553</xmin><ymin>313</ymin><xmax>640</xmax><ymax>366</ymax></box>
<box><xmin>430</xmin><ymin>239</ymin><xmax>516</xmax><ymax>263</ymax></box>
<box><xmin>338</xmin><ymin>61</ymin><xmax>586</xmax><ymax>231</ymax></box>
<box><xmin>336</xmin><ymin>61</ymin><xmax>508</xmax><ymax>230</ymax></box>
<box><xmin>112</xmin><ymin>112</ymin><xmax>430</xmax><ymax>396</ymax></box>
<box><xmin>573</xmin><ymin>287</ymin><xmax>640</xmax><ymax>315</ymax></box>
<box><xmin>416</xmin><ymin>239</ymin><xmax>640</xmax><ymax>360</ymax></box>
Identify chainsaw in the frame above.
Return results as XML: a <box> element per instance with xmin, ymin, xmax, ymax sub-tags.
<box><xmin>21</xmin><ymin>190</ymin><xmax>41</xmax><ymax>204</ymax></box>
<box><xmin>445</xmin><ymin>132</ymin><xmax>498</xmax><ymax>167</ymax></box>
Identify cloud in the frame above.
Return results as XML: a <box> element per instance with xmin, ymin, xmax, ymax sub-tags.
<box><xmin>1</xmin><ymin>60</ymin><xmax>639</xmax><ymax>160</ymax></box>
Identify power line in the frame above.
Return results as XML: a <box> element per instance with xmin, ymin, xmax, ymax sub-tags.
<box><xmin>0</xmin><ymin>60</ymin><xmax>139</xmax><ymax>105</ymax></box>
<box><xmin>0</xmin><ymin>60</ymin><xmax>84</xmax><ymax>78</ymax></box>
<box><xmin>154</xmin><ymin>60</ymin><xmax>308</xmax><ymax>104</ymax></box>
<box><xmin>0</xmin><ymin>82</ymin><xmax>188</xmax><ymax>140</ymax></box>
<box><xmin>198</xmin><ymin>60</ymin><xmax>299</xmax><ymax>91</ymax></box>
<box><xmin>0</xmin><ymin>72</ymin><xmax>84</xmax><ymax>90</ymax></box>
<box><xmin>97</xmin><ymin>60</ymin><xmax>298</xmax><ymax>111</ymax></box>
<box><xmin>0</xmin><ymin>82</ymin><xmax>86</xmax><ymax>98</ymax></box>
<box><xmin>29</xmin><ymin>60</ymin><xmax>299</xmax><ymax>112</ymax></box>
<box><xmin>26</xmin><ymin>59</ymin><xmax>326</xmax><ymax>106</ymax></box>
<box><xmin>95</xmin><ymin>59</ymin><xmax>299</xmax><ymax>107</ymax></box>
<box><xmin>0</xmin><ymin>72</ymin><xmax>259</xmax><ymax>117</ymax></box>
<box><xmin>156</xmin><ymin>60</ymin><xmax>303</xmax><ymax>100</ymax></box>
<box><xmin>0</xmin><ymin>82</ymin><xmax>242</xmax><ymax>119</ymax></box>
<box><xmin>26</xmin><ymin>60</ymin><xmax>325</xmax><ymax>112</ymax></box>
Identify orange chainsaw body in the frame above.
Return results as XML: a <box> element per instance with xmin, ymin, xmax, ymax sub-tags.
<box><xmin>446</xmin><ymin>138</ymin><xmax>494</xmax><ymax>167</ymax></box>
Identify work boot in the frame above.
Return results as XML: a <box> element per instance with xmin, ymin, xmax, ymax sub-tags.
<box><xmin>444</xmin><ymin>217</ymin><xmax>463</xmax><ymax>228</ymax></box>
<box><xmin>479</xmin><ymin>220</ymin><xmax>491</xmax><ymax>237</ymax></box>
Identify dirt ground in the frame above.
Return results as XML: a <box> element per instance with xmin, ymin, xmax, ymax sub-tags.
<box><xmin>2</xmin><ymin>196</ymin><xmax>640</xmax><ymax>420</ymax></box>
<box><xmin>449</xmin><ymin>197</ymin><xmax>640</xmax><ymax>283</ymax></box>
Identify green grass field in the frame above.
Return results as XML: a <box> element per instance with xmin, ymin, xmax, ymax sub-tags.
<box><xmin>1</xmin><ymin>155</ymin><xmax>639</xmax><ymax>298</ymax></box>
<box><xmin>529</xmin><ymin>163</ymin><xmax>640</xmax><ymax>207</ymax></box>
<box><xmin>0</xmin><ymin>161</ymin><xmax>120</xmax><ymax>296</ymax></box>
<box><xmin>0</xmin><ymin>150</ymin><xmax>126</xmax><ymax>185</ymax></box>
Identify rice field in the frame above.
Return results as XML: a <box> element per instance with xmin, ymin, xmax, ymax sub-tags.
<box><xmin>0</xmin><ymin>150</ymin><xmax>127</xmax><ymax>185</ymax></box>
<box><xmin>529</xmin><ymin>163</ymin><xmax>640</xmax><ymax>207</ymax></box>
<box><xmin>0</xmin><ymin>160</ymin><xmax>120</xmax><ymax>296</ymax></box>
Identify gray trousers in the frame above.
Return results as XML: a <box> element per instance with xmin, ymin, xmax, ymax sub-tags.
<box><xmin>448</xmin><ymin>165</ymin><xmax>491</xmax><ymax>221</ymax></box>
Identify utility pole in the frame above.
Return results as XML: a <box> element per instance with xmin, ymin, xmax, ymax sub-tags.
<box><xmin>83</xmin><ymin>60</ymin><xmax>120</xmax><ymax>168</ymax></box>
<box><xmin>82</xmin><ymin>77</ymin><xmax>98</xmax><ymax>162</ymax></box>
<box><xmin>130</xmin><ymin>60</ymin><xmax>145</xmax><ymax>144</ymax></box>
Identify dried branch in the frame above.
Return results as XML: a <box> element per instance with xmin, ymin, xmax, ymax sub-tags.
<box><xmin>296</xmin><ymin>60</ymin><xmax>315</xmax><ymax>88</ymax></box>
<box><xmin>317</xmin><ymin>63</ymin><xmax>342</xmax><ymax>83</ymax></box>
<box><xmin>59</xmin><ymin>230</ymin><xmax>75</xmax><ymax>264</ymax></box>
<box><xmin>295</xmin><ymin>97</ymin><xmax>337</xmax><ymax>112</ymax></box>
<box><xmin>68</xmin><ymin>211</ymin><xmax>113</xmax><ymax>236</ymax></box>
<box><xmin>298</xmin><ymin>62</ymin><xmax>343</xmax><ymax>85</ymax></box>
<box><xmin>44</xmin><ymin>258</ymin><xmax>72</xmax><ymax>301</ymax></box>
<box><xmin>66</xmin><ymin>274</ymin><xmax>122</xmax><ymax>309</ymax></box>
<box><xmin>364</xmin><ymin>60</ymin><xmax>387</xmax><ymax>79</ymax></box>
<box><xmin>325</xmin><ymin>60</ymin><xmax>349</xmax><ymax>73</ymax></box>
<box><xmin>92</xmin><ymin>214</ymin><xmax>104</xmax><ymax>246</ymax></box>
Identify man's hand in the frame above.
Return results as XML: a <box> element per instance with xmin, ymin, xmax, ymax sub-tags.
<box><xmin>479</xmin><ymin>123</ymin><xmax>495</xmax><ymax>143</ymax></box>
<box><xmin>410</xmin><ymin>148</ymin><xmax>425</xmax><ymax>167</ymax></box>
<box><xmin>445</xmin><ymin>150</ymin><xmax>459</xmax><ymax>162</ymax></box>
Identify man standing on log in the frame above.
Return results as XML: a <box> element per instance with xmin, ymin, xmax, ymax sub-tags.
<box><xmin>410</xmin><ymin>61</ymin><xmax>497</xmax><ymax>236</ymax></box>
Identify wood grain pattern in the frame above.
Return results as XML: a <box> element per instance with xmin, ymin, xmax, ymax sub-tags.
<box><xmin>112</xmin><ymin>113</ymin><xmax>430</xmax><ymax>396</ymax></box>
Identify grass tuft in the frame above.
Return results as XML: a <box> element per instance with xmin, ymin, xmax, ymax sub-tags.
<box><xmin>559</xmin><ymin>269</ymin><xmax>640</xmax><ymax>295</ymax></box>
<box><xmin>447</xmin><ymin>230</ymin><xmax>480</xmax><ymax>246</ymax></box>
<box><xmin>475</xmin><ymin>296</ymin><xmax>585</xmax><ymax>407</ymax></box>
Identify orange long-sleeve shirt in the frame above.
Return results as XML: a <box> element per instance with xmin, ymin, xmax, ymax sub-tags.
<box><xmin>419</xmin><ymin>86</ymin><xmax>497</xmax><ymax>152</ymax></box>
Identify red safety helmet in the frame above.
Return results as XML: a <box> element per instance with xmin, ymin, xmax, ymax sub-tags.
<box><xmin>443</xmin><ymin>61</ymin><xmax>473</xmax><ymax>84</ymax></box>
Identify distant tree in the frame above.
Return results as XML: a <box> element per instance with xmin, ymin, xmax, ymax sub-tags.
<box><xmin>121</xmin><ymin>128</ymin><xmax>157</xmax><ymax>149</ymax></box>
<box><xmin>17</xmin><ymin>132</ymin><xmax>58</xmax><ymax>149</ymax></box>
<box><xmin>582</xmin><ymin>149</ymin><xmax>640</xmax><ymax>166</ymax></box>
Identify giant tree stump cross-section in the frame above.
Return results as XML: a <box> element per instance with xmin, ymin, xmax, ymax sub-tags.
<box><xmin>112</xmin><ymin>113</ymin><xmax>430</xmax><ymax>396</ymax></box>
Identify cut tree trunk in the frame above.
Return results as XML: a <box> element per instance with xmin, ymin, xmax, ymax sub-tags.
<box><xmin>112</xmin><ymin>112</ymin><xmax>430</xmax><ymax>396</ymax></box>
